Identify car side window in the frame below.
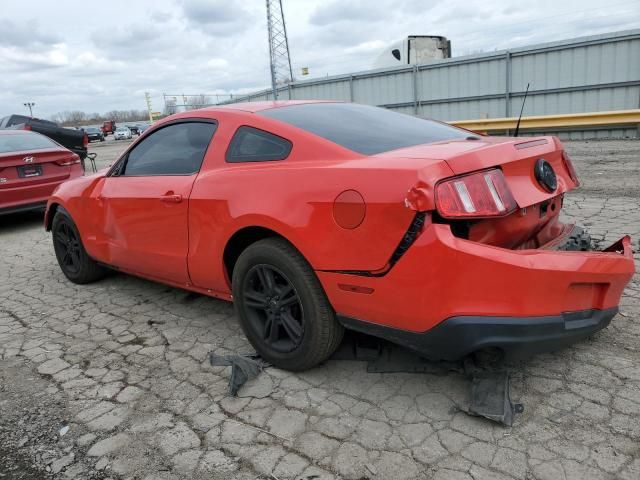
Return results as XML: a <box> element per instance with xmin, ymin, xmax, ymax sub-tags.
<box><xmin>226</xmin><ymin>126</ymin><xmax>292</xmax><ymax>163</ymax></box>
<box><xmin>121</xmin><ymin>121</ymin><xmax>217</xmax><ymax>176</ymax></box>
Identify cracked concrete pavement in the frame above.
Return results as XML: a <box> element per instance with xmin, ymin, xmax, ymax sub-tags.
<box><xmin>0</xmin><ymin>139</ymin><xmax>638</xmax><ymax>479</ymax></box>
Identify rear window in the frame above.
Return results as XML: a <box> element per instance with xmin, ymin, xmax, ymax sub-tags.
<box><xmin>0</xmin><ymin>133</ymin><xmax>57</xmax><ymax>154</ymax></box>
<box><xmin>259</xmin><ymin>103</ymin><xmax>476</xmax><ymax>155</ymax></box>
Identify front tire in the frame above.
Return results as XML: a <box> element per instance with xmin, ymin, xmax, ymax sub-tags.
<box><xmin>52</xmin><ymin>209</ymin><xmax>106</xmax><ymax>284</ymax></box>
<box><xmin>232</xmin><ymin>238</ymin><xmax>343</xmax><ymax>371</ymax></box>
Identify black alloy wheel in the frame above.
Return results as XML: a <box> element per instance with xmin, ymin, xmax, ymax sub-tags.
<box><xmin>51</xmin><ymin>209</ymin><xmax>106</xmax><ymax>284</ymax></box>
<box><xmin>232</xmin><ymin>238</ymin><xmax>344</xmax><ymax>371</ymax></box>
<box><xmin>242</xmin><ymin>264</ymin><xmax>304</xmax><ymax>353</ymax></box>
<box><xmin>54</xmin><ymin>222</ymin><xmax>82</xmax><ymax>275</ymax></box>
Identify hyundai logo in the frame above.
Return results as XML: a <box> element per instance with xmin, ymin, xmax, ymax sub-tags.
<box><xmin>534</xmin><ymin>158</ymin><xmax>557</xmax><ymax>193</ymax></box>
<box><xmin>23</xmin><ymin>156</ymin><xmax>35</xmax><ymax>163</ymax></box>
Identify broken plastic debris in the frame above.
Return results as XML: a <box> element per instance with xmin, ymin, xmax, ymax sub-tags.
<box><xmin>59</xmin><ymin>425</ymin><xmax>69</xmax><ymax>437</ymax></box>
<box><xmin>209</xmin><ymin>352</ymin><xmax>269</xmax><ymax>396</ymax></box>
<box><xmin>468</xmin><ymin>371</ymin><xmax>524</xmax><ymax>427</ymax></box>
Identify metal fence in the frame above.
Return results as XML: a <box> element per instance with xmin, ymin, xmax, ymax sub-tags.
<box><xmin>221</xmin><ymin>29</ymin><xmax>640</xmax><ymax>139</ymax></box>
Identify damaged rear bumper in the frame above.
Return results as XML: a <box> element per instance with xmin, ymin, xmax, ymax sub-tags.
<box><xmin>318</xmin><ymin>225</ymin><xmax>634</xmax><ymax>360</ymax></box>
<box><xmin>339</xmin><ymin>307</ymin><xmax>618</xmax><ymax>360</ymax></box>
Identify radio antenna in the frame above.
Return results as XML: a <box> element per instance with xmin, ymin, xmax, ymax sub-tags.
<box><xmin>514</xmin><ymin>82</ymin><xmax>530</xmax><ymax>137</ymax></box>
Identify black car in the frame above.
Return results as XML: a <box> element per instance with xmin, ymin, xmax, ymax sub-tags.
<box><xmin>83</xmin><ymin>127</ymin><xmax>105</xmax><ymax>142</ymax></box>
<box><xmin>0</xmin><ymin>114</ymin><xmax>88</xmax><ymax>160</ymax></box>
<box><xmin>125</xmin><ymin>124</ymin><xmax>140</xmax><ymax>135</ymax></box>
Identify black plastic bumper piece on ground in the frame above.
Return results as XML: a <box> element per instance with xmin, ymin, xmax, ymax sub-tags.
<box><xmin>338</xmin><ymin>307</ymin><xmax>618</xmax><ymax>361</ymax></box>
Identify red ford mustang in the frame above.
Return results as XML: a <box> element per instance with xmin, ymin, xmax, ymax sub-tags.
<box><xmin>45</xmin><ymin>101</ymin><xmax>634</xmax><ymax>370</ymax></box>
<box><xmin>1</xmin><ymin>130</ymin><xmax>83</xmax><ymax>215</ymax></box>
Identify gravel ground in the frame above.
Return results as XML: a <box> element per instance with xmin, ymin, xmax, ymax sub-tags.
<box><xmin>0</xmin><ymin>139</ymin><xmax>638</xmax><ymax>479</ymax></box>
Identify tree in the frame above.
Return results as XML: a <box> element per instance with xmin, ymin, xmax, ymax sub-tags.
<box><xmin>67</xmin><ymin>111</ymin><xmax>87</xmax><ymax>123</ymax></box>
<box><xmin>50</xmin><ymin>109</ymin><xmax>149</xmax><ymax>126</ymax></box>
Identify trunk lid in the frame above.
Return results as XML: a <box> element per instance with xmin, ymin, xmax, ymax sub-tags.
<box><xmin>0</xmin><ymin>148</ymin><xmax>73</xmax><ymax>189</ymax></box>
<box><xmin>376</xmin><ymin>135</ymin><xmax>575</xmax><ymax>209</ymax></box>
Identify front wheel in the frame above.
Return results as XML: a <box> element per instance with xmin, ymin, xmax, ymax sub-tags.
<box><xmin>52</xmin><ymin>209</ymin><xmax>106</xmax><ymax>284</ymax></box>
<box><xmin>232</xmin><ymin>238</ymin><xmax>343</xmax><ymax>371</ymax></box>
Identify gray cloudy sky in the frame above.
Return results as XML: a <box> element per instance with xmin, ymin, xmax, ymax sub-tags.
<box><xmin>1</xmin><ymin>0</ymin><xmax>639</xmax><ymax>118</ymax></box>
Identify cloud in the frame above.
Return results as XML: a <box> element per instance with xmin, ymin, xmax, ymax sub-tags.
<box><xmin>309</xmin><ymin>1</ymin><xmax>385</xmax><ymax>26</ymax></box>
<box><xmin>0</xmin><ymin>19</ymin><xmax>61</xmax><ymax>49</ymax></box>
<box><xmin>0</xmin><ymin>19</ymin><xmax>68</xmax><ymax>71</ymax></box>
<box><xmin>0</xmin><ymin>0</ymin><xmax>638</xmax><ymax>119</ymax></box>
<box><xmin>434</xmin><ymin>4</ymin><xmax>489</xmax><ymax>24</ymax></box>
<box><xmin>0</xmin><ymin>45</ymin><xmax>69</xmax><ymax>70</ymax></box>
<box><xmin>180</xmin><ymin>0</ymin><xmax>254</xmax><ymax>34</ymax></box>
<box><xmin>89</xmin><ymin>23</ymin><xmax>180</xmax><ymax>60</ymax></box>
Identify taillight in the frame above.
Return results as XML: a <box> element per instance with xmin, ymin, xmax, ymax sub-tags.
<box><xmin>55</xmin><ymin>155</ymin><xmax>81</xmax><ymax>166</ymax></box>
<box><xmin>23</xmin><ymin>124</ymin><xmax>32</xmax><ymax>131</ymax></box>
<box><xmin>83</xmin><ymin>134</ymin><xmax>89</xmax><ymax>147</ymax></box>
<box><xmin>561</xmin><ymin>151</ymin><xmax>580</xmax><ymax>186</ymax></box>
<box><xmin>436</xmin><ymin>169</ymin><xmax>517</xmax><ymax>218</ymax></box>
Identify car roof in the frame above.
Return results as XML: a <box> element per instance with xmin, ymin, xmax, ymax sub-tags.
<box><xmin>197</xmin><ymin>99</ymin><xmax>339</xmax><ymax>114</ymax></box>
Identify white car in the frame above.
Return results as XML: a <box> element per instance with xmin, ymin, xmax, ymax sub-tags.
<box><xmin>114</xmin><ymin>127</ymin><xmax>132</xmax><ymax>140</ymax></box>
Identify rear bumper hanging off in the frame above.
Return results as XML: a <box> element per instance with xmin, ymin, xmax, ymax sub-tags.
<box><xmin>339</xmin><ymin>307</ymin><xmax>618</xmax><ymax>360</ymax></box>
<box><xmin>319</xmin><ymin>225</ymin><xmax>634</xmax><ymax>360</ymax></box>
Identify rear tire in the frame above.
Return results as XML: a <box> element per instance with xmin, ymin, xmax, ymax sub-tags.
<box><xmin>52</xmin><ymin>209</ymin><xmax>106</xmax><ymax>284</ymax></box>
<box><xmin>232</xmin><ymin>238</ymin><xmax>343</xmax><ymax>371</ymax></box>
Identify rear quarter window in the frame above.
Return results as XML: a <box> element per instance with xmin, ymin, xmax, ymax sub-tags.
<box><xmin>226</xmin><ymin>126</ymin><xmax>292</xmax><ymax>163</ymax></box>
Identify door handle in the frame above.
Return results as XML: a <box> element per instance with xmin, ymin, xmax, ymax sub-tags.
<box><xmin>160</xmin><ymin>193</ymin><xmax>182</xmax><ymax>203</ymax></box>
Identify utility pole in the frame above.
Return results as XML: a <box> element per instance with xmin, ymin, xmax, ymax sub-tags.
<box><xmin>266</xmin><ymin>0</ymin><xmax>293</xmax><ymax>100</ymax></box>
<box><xmin>23</xmin><ymin>102</ymin><xmax>35</xmax><ymax>117</ymax></box>
<box><xmin>144</xmin><ymin>92</ymin><xmax>153</xmax><ymax>123</ymax></box>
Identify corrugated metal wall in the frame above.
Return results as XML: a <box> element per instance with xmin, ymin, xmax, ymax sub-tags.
<box><xmin>221</xmin><ymin>29</ymin><xmax>640</xmax><ymax>139</ymax></box>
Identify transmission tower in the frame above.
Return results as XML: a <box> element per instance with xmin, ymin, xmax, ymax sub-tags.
<box><xmin>266</xmin><ymin>0</ymin><xmax>293</xmax><ymax>100</ymax></box>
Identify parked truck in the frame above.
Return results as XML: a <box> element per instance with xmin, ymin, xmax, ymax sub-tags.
<box><xmin>0</xmin><ymin>114</ymin><xmax>88</xmax><ymax>161</ymax></box>
<box><xmin>373</xmin><ymin>35</ymin><xmax>451</xmax><ymax>69</ymax></box>
<box><xmin>102</xmin><ymin>120</ymin><xmax>116</xmax><ymax>135</ymax></box>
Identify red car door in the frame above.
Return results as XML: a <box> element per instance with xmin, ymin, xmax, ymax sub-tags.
<box><xmin>99</xmin><ymin>120</ymin><xmax>217</xmax><ymax>284</ymax></box>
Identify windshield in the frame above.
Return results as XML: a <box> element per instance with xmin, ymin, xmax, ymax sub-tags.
<box><xmin>259</xmin><ymin>103</ymin><xmax>477</xmax><ymax>155</ymax></box>
<box><xmin>85</xmin><ymin>127</ymin><xmax>99</xmax><ymax>133</ymax></box>
<box><xmin>0</xmin><ymin>133</ymin><xmax>57</xmax><ymax>154</ymax></box>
